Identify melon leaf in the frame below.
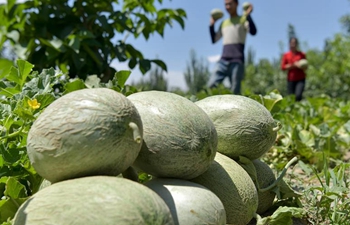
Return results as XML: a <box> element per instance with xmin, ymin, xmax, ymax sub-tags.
<box><xmin>255</xmin><ymin>206</ymin><xmax>305</xmax><ymax>225</ymax></box>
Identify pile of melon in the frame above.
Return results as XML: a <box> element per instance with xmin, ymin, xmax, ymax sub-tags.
<box><xmin>16</xmin><ymin>88</ymin><xmax>285</xmax><ymax>225</ymax></box>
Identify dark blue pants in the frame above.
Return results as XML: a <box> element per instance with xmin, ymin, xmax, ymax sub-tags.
<box><xmin>287</xmin><ymin>79</ymin><xmax>305</xmax><ymax>101</ymax></box>
<box><xmin>208</xmin><ymin>59</ymin><xmax>244</xmax><ymax>94</ymax></box>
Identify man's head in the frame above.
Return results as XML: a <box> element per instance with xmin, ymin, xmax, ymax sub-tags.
<box><xmin>225</xmin><ymin>0</ymin><xmax>238</xmax><ymax>15</ymax></box>
<box><xmin>289</xmin><ymin>37</ymin><xmax>299</xmax><ymax>52</ymax></box>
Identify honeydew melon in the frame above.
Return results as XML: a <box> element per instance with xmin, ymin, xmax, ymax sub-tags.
<box><xmin>27</xmin><ymin>88</ymin><xmax>143</xmax><ymax>183</ymax></box>
<box><xmin>145</xmin><ymin>178</ymin><xmax>226</xmax><ymax>225</ymax></box>
<box><xmin>252</xmin><ymin>159</ymin><xmax>277</xmax><ymax>214</ymax></box>
<box><xmin>190</xmin><ymin>152</ymin><xmax>258</xmax><ymax>225</ymax></box>
<box><xmin>127</xmin><ymin>91</ymin><xmax>217</xmax><ymax>180</ymax></box>
<box><xmin>13</xmin><ymin>176</ymin><xmax>174</xmax><ymax>225</ymax></box>
<box><xmin>297</xmin><ymin>59</ymin><xmax>308</xmax><ymax>69</ymax></box>
<box><xmin>195</xmin><ymin>94</ymin><xmax>280</xmax><ymax>160</ymax></box>
<box><xmin>211</xmin><ymin>8</ymin><xmax>224</xmax><ymax>20</ymax></box>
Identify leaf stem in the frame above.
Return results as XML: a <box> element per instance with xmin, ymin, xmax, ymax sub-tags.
<box><xmin>0</xmin><ymin>120</ymin><xmax>27</xmax><ymax>141</ymax></box>
<box><xmin>259</xmin><ymin>156</ymin><xmax>298</xmax><ymax>192</ymax></box>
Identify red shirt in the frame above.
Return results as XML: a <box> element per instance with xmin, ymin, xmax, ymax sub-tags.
<box><xmin>281</xmin><ymin>51</ymin><xmax>306</xmax><ymax>81</ymax></box>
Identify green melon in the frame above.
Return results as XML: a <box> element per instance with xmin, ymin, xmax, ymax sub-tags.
<box><xmin>297</xmin><ymin>59</ymin><xmax>308</xmax><ymax>69</ymax></box>
<box><xmin>251</xmin><ymin>159</ymin><xmax>276</xmax><ymax>214</ymax></box>
<box><xmin>27</xmin><ymin>88</ymin><xmax>143</xmax><ymax>183</ymax></box>
<box><xmin>127</xmin><ymin>91</ymin><xmax>217</xmax><ymax>180</ymax></box>
<box><xmin>195</xmin><ymin>95</ymin><xmax>280</xmax><ymax>160</ymax></box>
<box><xmin>210</xmin><ymin>8</ymin><xmax>224</xmax><ymax>20</ymax></box>
<box><xmin>13</xmin><ymin>176</ymin><xmax>174</xmax><ymax>225</ymax></box>
<box><xmin>145</xmin><ymin>178</ymin><xmax>226</xmax><ymax>225</ymax></box>
<box><xmin>190</xmin><ymin>152</ymin><xmax>258</xmax><ymax>225</ymax></box>
<box><xmin>242</xmin><ymin>2</ymin><xmax>251</xmax><ymax>11</ymax></box>
<box><xmin>38</xmin><ymin>179</ymin><xmax>51</xmax><ymax>190</ymax></box>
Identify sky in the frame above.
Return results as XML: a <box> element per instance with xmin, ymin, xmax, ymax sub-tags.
<box><xmin>1</xmin><ymin>0</ymin><xmax>349</xmax><ymax>90</ymax></box>
<box><xmin>111</xmin><ymin>0</ymin><xmax>350</xmax><ymax>90</ymax></box>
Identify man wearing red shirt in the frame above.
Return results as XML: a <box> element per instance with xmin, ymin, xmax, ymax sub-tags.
<box><xmin>281</xmin><ymin>37</ymin><xmax>307</xmax><ymax>101</ymax></box>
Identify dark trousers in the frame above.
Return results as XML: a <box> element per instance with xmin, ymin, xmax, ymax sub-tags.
<box><xmin>208</xmin><ymin>59</ymin><xmax>244</xmax><ymax>95</ymax></box>
<box><xmin>287</xmin><ymin>79</ymin><xmax>305</xmax><ymax>101</ymax></box>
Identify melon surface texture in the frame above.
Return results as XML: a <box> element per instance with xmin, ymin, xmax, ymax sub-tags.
<box><xmin>190</xmin><ymin>152</ymin><xmax>258</xmax><ymax>225</ymax></box>
<box><xmin>195</xmin><ymin>94</ymin><xmax>279</xmax><ymax>160</ymax></box>
<box><xmin>27</xmin><ymin>88</ymin><xmax>143</xmax><ymax>183</ymax></box>
<box><xmin>145</xmin><ymin>178</ymin><xmax>226</xmax><ymax>225</ymax></box>
<box><xmin>128</xmin><ymin>91</ymin><xmax>218</xmax><ymax>180</ymax></box>
<box><xmin>13</xmin><ymin>176</ymin><xmax>174</xmax><ymax>225</ymax></box>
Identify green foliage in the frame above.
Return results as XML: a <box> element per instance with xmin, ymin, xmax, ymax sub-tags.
<box><xmin>259</xmin><ymin>93</ymin><xmax>350</xmax><ymax>170</ymax></box>
<box><xmin>296</xmin><ymin>157</ymin><xmax>350</xmax><ymax>224</ymax></box>
<box><xmin>256</xmin><ymin>206</ymin><xmax>305</xmax><ymax>225</ymax></box>
<box><xmin>184</xmin><ymin>49</ymin><xmax>210</xmax><ymax>95</ymax></box>
<box><xmin>0</xmin><ymin>60</ymin><xmax>67</xmax><ymax>223</ymax></box>
<box><xmin>0</xmin><ymin>0</ymin><xmax>186</xmax><ymax>81</ymax></box>
<box><xmin>243</xmin><ymin>58</ymin><xmax>286</xmax><ymax>96</ymax></box>
<box><xmin>305</xmin><ymin>34</ymin><xmax>350</xmax><ymax>100</ymax></box>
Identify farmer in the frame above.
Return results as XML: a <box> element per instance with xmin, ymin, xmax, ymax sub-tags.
<box><xmin>281</xmin><ymin>37</ymin><xmax>307</xmax><ymax>101</ymax></box>
<box><xmin>208</xmin><ymin>0</ymin><xmax>257</xmax><ymax>94</ymax></box>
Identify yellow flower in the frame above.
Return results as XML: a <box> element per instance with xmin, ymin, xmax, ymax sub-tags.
<box><xmin>28</xmin><ymin>99</ymin><xmax>41</xmax><ymax>109</ymax></box>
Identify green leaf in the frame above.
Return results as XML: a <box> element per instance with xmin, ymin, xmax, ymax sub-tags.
<box><xmin>151</xmin><ymin>59</ymin><xmax>167</xmax><ymax>72</ymax></box>
<box><xmin>0</xmin><ymin>87</ymin><xmax>21</xmax><ymax>97</ymax></box>
<box><xmin>63</xmin><ymin>79</ymin><xmax>86</xmax><ymax>94</ymax></box>
<box><xmin>115</xmin><ymin>70</ymin><xmax>131</xmax><ymax>88</ymax></box>
<box><xmin>0</xmin><ymin>197</ymin><xmax>27</xmax><ymax>223</ymax></box>
<box><xmin>4</xmin><ymin>177</ymin><xmax>26</xmax><ymax>199</ymax></box>
<box><xmin>139</xmin><ymin>59</ymin><xmax>151</xmax><ymax>74</ymax></box>
<box><xmin>35</xmin><ymin>94</ymin><xmax>56</xmax><ymax>109</ymax></box>
<box><xmin>273</xmin><ymin>179</ymin><xmax>302</xmax><ymax>200</ymax></box>
<box><xmin>128</xmin><ymin>58</ymin><xmax>137</xmax><ymax>69</ymax></box>
<box><xmin>0</xmin><ymin>59</ymin><xmax>14</xmax><ymax>79</ymax></box>
<box><xmin>16</xmin><ymin>60</ymin><xmax>34</xmax><ymax>87</ymax></box>
<box><xmin>5</xmin><ymin>67</ymin><xmax>21</xmax><ymax>85</ymax></box>
<box><xmin>298</xmin><ymin>130</ymin><xmax>315</xmax><ymax>147</ymax></box>
<box><xmin>67</xmin><ymin>35</ymin><xmax>80</xmax><ymax>54</ymax></box>
<box><xmin>256</xmin><ymin>206</ymin><xmax>305</xmax><ymax>225</ymax></box>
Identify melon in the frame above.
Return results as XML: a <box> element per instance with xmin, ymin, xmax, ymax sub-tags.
<box><xmin>13</xmin><ymin>176</ymin><xmax>174</xmax><ymax>225</ymax></box>
<box><xmin>242</xmin><ymin>2</ymin><xmax>251</xmax><ymax>11</ymax></box>
<box><xmin>251</xmin><ymin>159</ymin><xmax>276</xmax><ymax>214</ymax></box>
<box><xmin>145</xmin><ymin>178</ymin><xmax>226</xmax><ymax>225</ymax></box>
<box><xmin>195</xmin><ymin>95</ymin><xmax>280</xmax><ymax>160</ymax></box>
<box><xmin>297</xmin><ymin>59</ymin><xmax>308</xmax><ymax>69</ymax></box>
<box><xmin>210</xmin><ymin>8</ymin><xmax>224</xmax><ymax>20</ymax></box>
<box><xmin>27</xmin><ymin>88</ymin><xmax>143</xmax><ymax>183</ymax></box>
<box><xmin>127</xmin><ymin>91</ymin><xmax>217</xmax><ymax>180</ymax></box>
<box><xmin>190</xmin><ymin>152</ymin><xmax>258</xmax><ymax>225</ymax></box>
<box><xmin>38</xmin><ymin>179</ymin><xmax>51</xmax><ymax>190</ymax></box>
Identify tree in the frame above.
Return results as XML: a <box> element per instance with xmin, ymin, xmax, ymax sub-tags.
<box><xmin>184</xmin><ymin>49</ymin><xmax>210</xmax><ymax>95</ymax></box>
<box><xmin>246</xmin><ymin>46</ymin><xmax>256</xmax><ymax>66</ymax></box>
<box><xmin>305</xmin><ymin>34</ymin><xmax>350</xmax><ymax>100</ymax></box>
<box><xmin>288</xmin><ymin>23</ymin><xmax>298</xmax><ymax>40</ymax></box>
<box><xmin>0</xmin><ymin>0</ymin><xmax>186</xmax><ymax>81</ymax></box>
<box><xmin>243</xmin><ymin>57</ymin><xmax>286</xmax><ymax>96</ymax></box>
<box><xmin>132</xmin><ymin>65</ymin><xmax>168</xmax><ymax>91</ymax></box>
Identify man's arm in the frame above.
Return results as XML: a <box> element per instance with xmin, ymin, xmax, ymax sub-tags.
<box><xmin>209</xmin><ymin>25</ymin><xmax>216</xmax><ymax>44</ymax></box>
<box><xmin>247</xmin><ymin>15</ymin><xmax>257</xmax><ymax>36</ymax></box>
<box><xmin>209</xmin><ymin>17</ymin><xmax>221</xmax><ymax>44</ymax></box>
<box><xmin>245</xmin><ymin>4</ymin><xmax>257</xmax><ymax>36</ymax></box>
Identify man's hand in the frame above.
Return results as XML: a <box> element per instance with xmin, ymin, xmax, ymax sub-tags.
<box><xmin>210</xmin><ymin>16</ymin><xmax>217</xmax><ymax>26</ymax></box>
<box><xmin>245</xmin><ymin>4</ymin><xmax>253</xmax><ymax>16</ymax></box>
